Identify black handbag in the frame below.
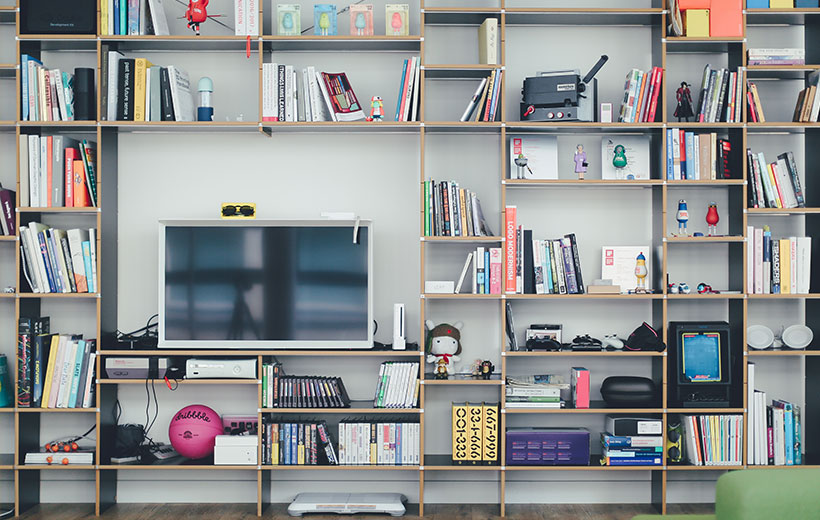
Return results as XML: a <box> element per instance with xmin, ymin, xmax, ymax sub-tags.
<box><xmin>624</xmin><ymin>322</ymin><xmax>666</xmax><ymax>352</ymax></box>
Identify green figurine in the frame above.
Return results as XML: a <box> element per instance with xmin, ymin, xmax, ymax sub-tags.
<box><xmin>613</xmin><ymin>144</ymin><xmax>628</xmax><ymax>169</ymax></box>
<box><xmin>319</xmin><ymin>12</ymin><xmax>330</xmax><ymax>36</ymax></box>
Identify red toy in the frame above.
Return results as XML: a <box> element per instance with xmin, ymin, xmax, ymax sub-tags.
<box><xmin>705</xmin><ymin>201</ymin><xmax>719</xmax><ymax>235</ymax></box>
<box><xmin>186</xmin><ymin>0</ymin><xmax>209</xmax><ymax>35</ymax></box>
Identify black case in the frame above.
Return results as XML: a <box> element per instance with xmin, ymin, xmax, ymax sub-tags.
<box><xmin>601</xmin><ymin>376</ymin><xmax>658</xmax><ymax>407</ymax></box>
<box><xmin>21</xmin><ymin>0</ymin><xmax>97</xmax><ymax>34</ymax></box>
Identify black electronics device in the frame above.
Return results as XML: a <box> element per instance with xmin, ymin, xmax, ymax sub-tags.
<box><xmin>525</xmin><ymin>324</ymin><xmax>562</xmax><ymax>351</ymax></box>
<box><xmin>570</xmin><ymin>335</ymin><xmax>602</xmax><ymax>351</ymax></box>
<box><xmin>668</xmin><ymin>321</ymin><xmax>732</xmax><ymax>408</ymax></box>
<box><xmin>20</xmin><ymin>0</ymin><xmax>97</xmax><ymax>34</ymax></box>
<box><xmin>73</xmin><ymin>68</ymin><xmax>96</xmax><ymax>120</ymax></box>
<box><xmin>601</xmin><ymin>376</ymin><xmax>658</xmax><ymax>407</ymax></box>
<box><xmin>525</xmin><ymin>337</ymin><xmax>562</xmax><ymax>351</ymax></box>
<box><xmin>667</xmin><ymin>422</ymin><xmax>683</xmax><ymax>463</ymax></box>
<box><xmin>519</xmin><ymin>55</ymin><xmax>608</xmax><ymax>122</ymax></box>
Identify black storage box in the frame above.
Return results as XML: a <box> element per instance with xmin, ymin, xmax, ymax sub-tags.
<box><xmin>21</xmin><ymin>0</ymin><xmax>97</xmax><ymax>34</ymax></box>
<box><xmin>601</xmin><ymin>376</ymin><xmax>658</xmax><ymax>407</ymax></box>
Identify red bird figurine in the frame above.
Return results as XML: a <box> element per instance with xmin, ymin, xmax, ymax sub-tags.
<box><xmin>706</xmin><ymin>202</ymin><xmax>719</xmax><ymax>236</ymax></box>
<box><xmin>186</xmin><ymin>0</ymin><xmax>209</xmax><ymax>35</ymax></box>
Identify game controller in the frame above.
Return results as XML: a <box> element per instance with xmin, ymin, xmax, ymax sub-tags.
<box><xmin>603</xmin><ymin>335</ymin><xmax>624</xmax><ymax>350</ymax></box>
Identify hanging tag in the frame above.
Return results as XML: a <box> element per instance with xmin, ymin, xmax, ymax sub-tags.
<box><xmin>246</xmin><ymin>35</ymin><xmax>251</xmax><ymax>58</ymax></box>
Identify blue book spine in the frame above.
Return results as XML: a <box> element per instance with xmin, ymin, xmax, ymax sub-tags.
<box><xmin>283</xmin><ymin>423</ymin><xmax>291</xmax><ymax>465</ymax></box>
<box><xmin>484</xmin><ymin>251</ymin><xmax>490</xmax><ymax>294</ymax></box>
<box><xmin>113</xmin><ymin>0</ymin><xmax>120</xmax><ymax>35</ymax></box>
<box><xmin>21</xmin><ymin>55</ymin><xmax>29</xmax><ymax>121</ymax></box>
<box><xmin>82</xmin><ymin>241</ymin><xmax>94</xmax><ymax>293</ymax></box>
<box><xmin>747</xmin><ymin>0</ymin><xmax>769</xmax><ymax>6</ymax></box>
<box><xmin>120</xmin><ymin>0</ymin><xmax>127</xmax><ymax>35</ymax></box>
<box><xmin>46</xmin><ymin>231</ymin><xmax>65</xmax><ymax>293</ymax></box>
<box><xmin>541</xmin><ymin>242</ymin><xmax>552</xmax><ymax>294</ymax></box>
<box><xmin>394</xmin><ymin>59</ymin><xmax>407</xmax><ymax>121</ymax></box>
<box><xmin>783</xmin><ymin>404</ymin><xmax>795</xmax><ymax>465</ymax></box>
<box><xmin>127</xmin><ymin>0</ymin><xmax>139</xmax><ymax>35</ymax></box>
<box><xmin>605</xmin><ymin>456</ymin><xmax>662</xmax><ymax>466</ymax></box>
<box><xmin>37</xmin><ymin>232</ymin><xmax>57</xmax><ymax>293</ymax></box>
<box><xmin>666</xmin><ymin>129</ymin><xmax>674</xmax><ymax>180</ymax></box>
<box><xmin>291</xmin><ymin>424</ymin><xmax>298</xmax><ymax>464</ymax></box>
<box><xmin>796</xmin><ymin>0</ymin><xmax>819</xmax><ymax>6</ymax></box>
<box><xmin>67</xmin><ymin>340</ymin><xmax>86</xmax><ymax>408</ymax></box>
<box><xmin>685</xmin><ymin>132</ymin><xmax>695</xmax><ymax>180</ymax></box>
<box><xmin>395</xmin><ymin>423</ymin><xmax>401</xmax><ymax>465</ymax></box>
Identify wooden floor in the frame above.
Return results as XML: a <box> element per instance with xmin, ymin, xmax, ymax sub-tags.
<box><xmin>12</xmin><ymin>503</ymin><xmax>716</xmax><ymax>519</ymax></box>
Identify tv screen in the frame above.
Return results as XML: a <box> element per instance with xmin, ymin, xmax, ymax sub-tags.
<box><xmin>681</xmin><ymin>332</ymin><xmax>721</xmax><ymax>383</ymax></box>
<box><xmin>159</xmin><ymin>220</ymin><xmax>372</xmax><ymax>349</ymax></box>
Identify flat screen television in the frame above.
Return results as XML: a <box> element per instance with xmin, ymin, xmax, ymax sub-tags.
<box><xmin>158</xmin><ymin>219</ymin><xmax>373</xmax><ymax>349</ymax></box>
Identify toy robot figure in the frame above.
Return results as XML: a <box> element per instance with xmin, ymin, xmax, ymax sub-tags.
<box><xmin>706</xmin><ymin>202</ymin><xmax>719</xmax><ymax>235</ymax></box>
<box><xmin>390</xmin><ymin>12</ymin><xmax>403</xmax><ymax>35</ymax></box>
<box><xmin>514</xmin><ymin>154</ymin><xmax>532</xmax><ymax>179</ymax></box>
<box><xmin>282</xmin><ymin>12</ymin><xmax>295</xmax><ymax>35</ymax></box>
<box><xmin>675</xmin><ymin>81</ymin><xmax>694</xmax><ymax>122</ymax></box>
<box><xmin>368</xmin><ymin>96</ymin><xmax>384</xmax><ymax>121</ymax></box>
<box><xmin>574</xmin><ymin>144</ymin><xmax>588</xmax><ymax>180</ymax></box>
<box><xmin>635</xmin><ymin>252</ymin><xmax>648</xmax><ymax>293</ymax></box>
<box><xmin>186</xmin><ymin>0</ymin><xmax>209</xmax><ymax>35</ymax></box>
<box><xmin>354</xmin><ymin>12</ymin><xmax>367</xmax><ymax>35</ymax></box>
<box><xmin>319</xmin><ymin>12</ymin><xmax>331</xmax><ymax>35</ymax></box>
<box><xmin>676</xmin><ymin>199</ymin><xmax>689</xmax><ymax>235</ymax></box>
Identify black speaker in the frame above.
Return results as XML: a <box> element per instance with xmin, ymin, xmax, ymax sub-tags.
<box><xmin>21</xmin><ymin>0</ymin><xmax>97</xmax><ymax>34</ymax></box>
<box><xmin>73</xmin><ymin>68</ymin><xmax>96</xmax><ymax>121</ymax></box>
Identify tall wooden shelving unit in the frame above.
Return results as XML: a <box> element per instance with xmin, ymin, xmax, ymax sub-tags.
<box><xmin>0</xmin><ymin>0</ymin><xmax>817</xmax><ymax>517</ymax></box>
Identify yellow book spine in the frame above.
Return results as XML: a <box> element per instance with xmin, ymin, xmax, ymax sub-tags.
<box><xmin>767</xmin><ymin>164</ymin><xmax>783</xmax><ymax>208</ymax></box>
<box><xmin>133</xmin><ymin>59</ymin><xmax>152</xmax><ymax>122</ymax></box>
<box><xmin>370</xmin><ymin>423</ymin><xmax>377</xmax><ymax>465</ymax></box>
<box><xmin>40</xmin><ymin>335</ymin><xmax>60</xmax><ymax>408</ymax></box>
<box><xmin>271</xmin><ymin>425</ymin><xmax>279</xmax><ymax>466</ymax></box>
<box><xmin>101</xmin><ymin>0</ymin><xmax>109</xmax><ymax>36</ymax></box>
<box><xmin>780</xmin><ymin>239</ymin><xmax>791</xmax><ymax>294</ymax></box>
<box><xmin>467</xmin><ymin>402</ymin><xmax>483</xmax><ymax>464</ymax></box>
<box><xmin>481</xmin><ymin>402</ymin><xmax>499</xmax><ymax>463</ymax></box>
<box><xmin>770</xmin><ymin>0</ymin><xmax>795</xmax><ymax>8</ymax></box>
<box><xmin>452</xmin><ymin>402</ymin><xmax>468</xmax><ymax>464</ymax></box>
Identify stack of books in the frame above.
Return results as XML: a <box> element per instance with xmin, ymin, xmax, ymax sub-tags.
<box><xmin>681</xmin><ymin>415</ymin><xmax>744</xmax><ymax>466</ymax></box>
<box><xmin>504</xmin><ymin>208</ymin><xmax>585</xmax><ymax>295</ymax></box>
<box><xmin>746</xmin><ymin>150</ymin><xmax>805</xmax><ymax>209</ymax></box>
<box><xmin>747</xmin><ymin>48</ymin><xmax>805</xmax><ymax>66</ymax></box>
<box><xmin>693</xmin><ymin>65</ymin><xmax>743</xmax><ymax>123</ymax></box>
<box><xmin>459</xmin><ymin>68</ymin><xmax>503</xmax><ymax>122</ymax></box>
<box><xmin>262</xmin><ymin>370</ymin><xmax>351</xmax><ymax>408</ymax></box>
<box><xmin>20</xmin><ymin>136</ymin><xmax>97</xmax><ymax>208</ymax></box>
<box><xmin>666</xmin><ymin>129</ymin><xmax>734</xmax><ymax>180</ymax></box>
<box><xmin>21</xmin><ymin>56</ymin><xmax>77</xmax><ymax>122</ymax></box>
<box><xmin>617</xmin><ymin>66</ymin><xmax>663</xmax><ymax>123</ymax></box>
<box><xmin>748</xmin><ymin>364</ymin><xmax>802</xmax><ymax>466</ymax></box>
<box><xmin>454</xmin><ymin>247</ymin><xmax>502</xmax><ymax>295</ymax></box>
<box><xmin>103</xmin><ymin>52</ymin><xmax>195</xmax><ymax>122</ymax></box>
<box><xmin>747</xmin><ymin>81</ymin><xmax>766</xmax><ymax>122</ymax></box>
<box><xmin>394</xmin><ymin>57</ymin><xmax>421</xmax><ymax>121</ymax></box>
<box><xmin>260</xmin><ymin>421</ymin><xmax>338</xmax><ymax>465</ymax></box>
<box><xmin>17</xmin><ymin>317</ymin><xmax>96</xmax><ymax>409</ymax></box>
<box><xmin>338</xmin><ymin>421</ymin><xmax>419</xmax><ymax>466</ymax></box>
<box><xmin>373</xmin><ymin>362</ymin><xmax>419</xmax><ymax>409</ymax></box>
<box><xmin>792</xmin><ymin>71</ymin><xmax>820</xmax><ymax>122</ymax></box>
<box><xmin>423</xmin><ymin>180</ymin><xmax>492</xmax><ymax>237</ymax></box>
<box><xmin>263</xmin><ymin>65</ymin><xmax>366</xmax><ymax>122</ymax></box>
<box><xmin>747</xmin><ymin>226</ymin><xmax>810</xmax><ymax>294</ymax></box>
<box><xmin>600</xmin><ymin>432</ymin><xmax>663</xmax><ymax>466</ymax></box>
<box><xmin>450</xmin><ymin>402</ymin><xmax>499</xmax><ymax>465</ymax></box>
<box><xmin>20</xmin><ymin>224</ymin><xmax>97</xmax><ymax>294</ymax></box>
<box><xmin>505</xmin><ymin>375</ymin><xmax>568</xmax><ymax>409</ymax></box>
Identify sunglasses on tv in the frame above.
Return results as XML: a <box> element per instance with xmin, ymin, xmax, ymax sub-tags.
<box><xmin>222</xmin><ymin>205</ymin><xmax>255</xmax><ymax>217</ymax></box>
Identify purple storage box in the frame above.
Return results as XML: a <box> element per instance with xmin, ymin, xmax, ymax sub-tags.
<box><xmin>506</xmin><ymin>428</ymin><xmax>590</xmax><ymax>466</ymax></box>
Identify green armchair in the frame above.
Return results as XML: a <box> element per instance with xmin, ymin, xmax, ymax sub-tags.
<box><xmin>633</xmin><ymin>468</ymin><xmax>820</xmax><ymax>520</ymax></box>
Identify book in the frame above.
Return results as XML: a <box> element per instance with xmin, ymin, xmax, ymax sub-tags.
<box><xmin>571</xmin><ymin>368</ymin><xmax>589</xmax><ymax>409</ymax></box>
<box><xmin>508</xmin><ymin>135</ymin><xmax>557</xmax><ymax>180</ymax></box>
<box><xmin>478</xmin><ymin>18</ymin><xmax>498</xmax><ymax>65</ymax></box>
<box><xmin>168</xmin><ymin>66</ymin><xmax>194</xmax><ymax>122</ymax></box>
<box><xmin>117</xmin><ymin>58</ymin><xmax>135</xmax><ymax>121</ymax></box>
<box><xmin>504</xmin><ymin>207</ymin><xmax>516</xmax><ymax>293</ymax></box>
<box><xmin>277</xmin><ymin>4</ymin><xmax>301</xmax><ymax>36</ymax></box>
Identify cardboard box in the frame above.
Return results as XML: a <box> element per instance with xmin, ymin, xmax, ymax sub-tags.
<box><xmin>678</xmin><ymin>0</ymin><xmax>711</xmax><ymax>8</ymax></box>
<box><xmin>710</xmin><ymin>0</ymin><xmax>743</xmax><ymax>37</ymax></box>
<box><xmin>685</xmin><ymin>9</ymin><xmax>710</xmax><ymax>37</ymax></box>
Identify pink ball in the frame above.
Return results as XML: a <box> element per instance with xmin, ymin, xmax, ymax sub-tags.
<box><xmin>168</xmin><ymin>404</ymin><xmax>223</xmax><ymax>459</ymax></box>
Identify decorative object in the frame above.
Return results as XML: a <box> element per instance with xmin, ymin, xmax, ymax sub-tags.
<box><xmin>368</xmin><ymin>96</ymin><xmax>384</xmax><ymax>121</ymax></box>
<box><xmin>668</xmin><ymin>282</ymin><xmax>680</xmax><ymax>294</ymax></box>
<box><xmin>479</xmin><ymin>360</ymin><xmax>494</xmax><ymax>379</ymax></box>
<box><xmin>612</xmin><ymin>144</ymin><xmax>627</xmax><ymax>169</ymax></box>
<box><xmin>706</xmin><ymin>201</ymin><xmax>719</xmax><ymax>235</ymax></box>
<box><xmin>185</xmin><ymin>0</ymin><xmax>209</xmax><ymax>35</ymax></box>
<box><xmin>679</xmin><ymin>282</ymin><xmax>691</xmax><ymax>294</ymax></box>
<box><xmin>676</xmin><ymin>199</ymin><xmax>689</xmax><ymax>235</ymax></box>
<box><xmin>782</xmin><ymin>324</ymin><xmax>813</xmax><ymax>349</ymax></box>
<box><xmin>349</xmin><ymin>4</ymin><xmax>373</xmax><ymax>36</ymax></box>
<box><xmin>600</xmin><ymin>376</ymin><xmax>658</xmax><ymax>407</ymax></box>
<box><xmin>674</xmin><ymin>81</ymin><xmax>694</xmax><ymax>122</ymax></box>
<box><xmin>747</xmin><ymin>325</ymin><xmax>775</xmax><ymax>350</ymax></box>
<box><xmin>574</xmin><ymin>144</ymin><xmax>587</xmax><ymax>180</ymax></box>
<box><xmin>601</xmin><ymin>136</ymin><xmax>650</xmax><ymax>180</ymax></box>
<box><xmin>385</xmin><ymin>4</ymin><xmax>409</xmax><ymax>36</ymax></box>
<box><xmin>697</xmin><ymin>282</ymin><xmax>719</xmax><ymax>294</ymax></box>
<box><xmin>314</xmin><ymin>4</ymin><xmax>338</xmax><ymax>36</ymax></box>
<box><xmin>277</xmin><ymin>4</ymin><xmax>301</xmax><ymax>36</ymax></box>
<box><xmin>168</xmin><ymin>404</ymin><xmax>223</xmax><ymax>459</ymax></box>
<box><xmin>634</xmin><ymin>252</ymin><xmax>648</xmax><ymax>293</ymax></box>
<box><xmin>425</xmin><ymin>320</ymin><xmax>463</xmax><ymax>377</ymax></box>
<box><xmin>197</xmin><ymin>77</ymin><xmax>213</xmax><ymax>121</ymax></box>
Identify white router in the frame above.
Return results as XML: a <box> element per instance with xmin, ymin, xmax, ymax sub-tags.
<box><xmin>287</xmin><ymin>493</ymin><xmax>407</xmax><ymax>517</ymax></box>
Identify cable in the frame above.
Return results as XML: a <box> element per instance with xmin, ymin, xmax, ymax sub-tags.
<box><xmin>0</xmin><ymin>508</ymin><xmax>14</xmax><ymax>518</ymax></box>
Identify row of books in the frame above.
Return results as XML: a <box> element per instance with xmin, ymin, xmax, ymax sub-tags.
<box><xmin>747</xmin><ymin>81</ymin><xmax>766</xmax><ymax>122</ymax></box>
<box><xmin>793</xmin><ymin>71</ymin><xmax>820</xmax><ymax>122</ymax></box>
<box><xmin>394</xmin><ymin>57</ymin><xmax>421</xmax><ymax>122</ymax></box>
<box><xmin>505</xmin><ymin>208</ymin><xmax>585</xmax><ymax>295</ymax></box>
<box><xmin>373</xmin><ymin>362</ymin><xmax>419</xmax><ymax>409</ymax></box>
<box><xmin>103</xmin><ymin>52</ymin><xmax>195</xmax><ymax>122</ymax></box>
<box><xmin>17</xmin><ymin>317</ymin><xmax>96</xmax><ymax>409</ymax></box>
<box><xmin>260</xmin><ymin>421</ymin><xmax>338</xmax><ymax>465</ymax></box>
<box><xmin>21</xmin><ymin>56</ymin><xmax>77</xmax><ymax>122</ymax></box>
<box><xmin>455</xmin><ymin>247</ymin><xmax>502</xmax><ymax>295</ymax></box>
<box><xmin>600</xmin><ymin>433</ymin><xmax>663</xmax><ymax>466</ymax></box>
<box><xmin>20</xmin><ymin>223</ymin><xmax>97</xmax><ymax>295</ymax></box>
<box><xmin>748</xmin><ymin>364</ymin><xmax>802</xmax><ymax>465</ymax></box>
<box><xmin>617</xmin><ymin>66</ymin><xmax>663</xmax><ymax>123</ymax></box>
<box><xmin>262</xmin><ymin>366</ymin><xmax>351</xmax><ymax>408</ymax></box>
<box><xmin>666</xmin><ymin>129</ymin><xmax>734</xmax><ymax>180</ymax></box>
<box><xmin>100</xmin><ymin>0</ymin><xmax>173</xmax><ymax>36</ymax></box>
<box><xmin>747</xmin><ymin>226</ymin><xmax>811</xmax><ymax>295</ymax></box>
<box><xmin>0</xmin><ymin>186</ymin><xmax>14</xmax><ymax>236</ymax></box>
<box><xmin>422</xmin><ymin>180</ymin><xmax>492</xmax><ymax>237</ymax></box>
<box><xmin>339</xmin><ymin>421</ymin><xmax>419</xmax><ymax>466</ymax></box>
<box><xmin>746</xmin><ymin>150</ymin><xmax>805</xmax><ymax>209</ymax></box>
<box><xmin>263</xmin><ymin>66</ymin><xmax>366</xmax><ymax>122</ymax></box>
<box><xmin>681</xmin><ymin>415</ymin><xmax>744</xmax><ymax>466</ymax></box>
<box><xmin>451</xmin><ymin>402</ymin><xmax>499</xmax><ymax>464</ymax></box>
<box><xmin>747</xmin><ymin>48</ymin><xmax>805</xmax><ymax>66</ymax></box>
<box><xmin>20</xmin><ymin>136</ymin><xmax>98</xmax><ymax>208</ymax></box>
<box><xmin>505</xmin><ymin>375</ymin><xmax>568</xmax><ymax>409</ymax></box>
<box><xmin>459</xmin><ymin>68</ymin><xmax>503</xmax><ymax>122</ymax></box>
<box><xmin>694</xmin><ymin>65</ymin><xmax>744</xmax><ymax>123</ymax></box>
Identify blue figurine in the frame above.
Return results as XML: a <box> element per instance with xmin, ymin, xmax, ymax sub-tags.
<box><xmin>676</xmin><ymin>199</ymin><xmax>689</xmax><ymax>235</ymax></box>
<box><xmin>354</xmin><ymin>13</ymin><xmax>366</xmax><ymax>35</ymax></box>
<box><xmin>282</xmin><ymin>12</ymin><xmax>295</xmax><ymax>35</ymax></box>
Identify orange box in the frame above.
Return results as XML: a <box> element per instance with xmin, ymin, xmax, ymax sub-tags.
<box><xmin>678</xmin><ymin>0</ymin><xmax>711</xmax><ymax>8</ymax></box>
<box><xmin>710</xmin><ymin>0</ymin><xmax>743</xmax><ymax>37</ymax></box>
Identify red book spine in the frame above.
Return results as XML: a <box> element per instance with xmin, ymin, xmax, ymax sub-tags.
<box><xmin>647</xmin><ymin>67</ymin><xmax>663</xmax><ymax>123</ymax></box>
<box><xmin>398</xmin><ymin>65</ymin><xmax>412</xmax><ymax>122</ymax></box>
<box><xmin>483</xmin><ymin>70</ymin><xmax>496</xmax><ymax>122</ymax></box>
<box><xmin>747</xmin><ymin>91</ymin><xmax>758</xmax><ymax>123</ymax></box>
<box><xmin>504</xmin><ymin>206</ymin><xmax>516</xmax><ymax>293</ymax></box>
<box><xmin>46</xmin><ymin>137</ymin><xmax>53</xmax><ymax>207</ymax></box>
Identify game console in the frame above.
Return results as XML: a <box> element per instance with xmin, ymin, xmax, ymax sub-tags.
<box><xmin>605</xmin><ymin>416</ymin><xmax>663</xmax><ymax>436</ymax></box>
<box><xmin>105</xmin><ymin>358</ymin><xmax>168</xmax><ymax>379</ymax></box>
<box><xmin>393</xmin><ymin>303</ymin><xmax>406</xmax><ymax>350</ymax></box>
<box><xmin>185</xmin><ymin>358</ymin><xmax>256</xmax><ymax>379</ymax></box>
<box><xmin>214</xmin><ymin>435</ymin><xmax>258</xmax><ymax>465</ymax></box>
<box><xmin>288</xmin><ymin>493</ymin><xmax>407</xmax><ymax>517</ymax></box>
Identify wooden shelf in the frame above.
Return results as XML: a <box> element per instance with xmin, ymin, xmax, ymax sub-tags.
<box><xmin>262</xmin><ymin>401</ymin><xmax>419</xmax><ymax>414</ymax></box>
<box><xmin>422</xmin><ymin>236</ymin><xmax>504</xmax><ymax>243</ymax></box>
<box><xmin>101</xmin><ymin>121</ymin><xmax>262</xmax><ymax>132</ymax></box>
<box><xmin>504</xmin><ymin>179</ymin><xmax>662</xmax><ymax>187</ymax></box>
<box><xmin>665</xmin><ymin>464</ymin><xmax>738</xmax><ymax>471</ymax></box>
<box><xmin>747</xmin><ymin>207</ymin><xmax>820</xmax><ymax>215</ymax></box>
<box><xmin>505</xmin><ymin>401</ymin><xmax>663</xmax><ymax>414</ymax></box>
<box><xmin>98</xmin><ymin>349</ymin><xmax>423</xmax><ymax>357</ymax></box>
<box><xmin>265</xmin><ymin>121</ymin><xmax>421</xmax><ymax>133</ymax></box>
<box><xmin>423</xmin><ymin>374</ymin><xmax>503</xmax><ymax>385</ymax></box>
<box><xmin>17</xmin><ymin>206</ymin><xmax>98</xmax><ymax>213</ymax></box>
<box><xmin>422</xmin><ymin>8</ymin><xmax>502</xmax><ymax>26</ymax></box>
<box><xmin>423</xmin><ymin>64</ymin><xmax>499</xmax><ymax>79</ymax></box>
<box><xmin>506</xmin><ymin>456</ymin><xmax>663</xmax><ymax>471</ymax></box>
<box><xmin>665</xmin><ymin>408</ymin><xmax>745</xmax><ymax>414</ymax></box>
<box><xmin>424</xmin><ymin>455</ymin><xmax>501</xmax><ymax>471</ymax></box>
<box><xmin>16</xmin><ymin>407</ymin><xmax>97</xmax><ymax>412</ymax></box>
<box><xmin>665</xmin><ymin>236</ymin><xmax>745</xmax><ymax>243</ymax></box>
<box><xmin>667</xmin><ymin>293</ymin><xmax>745</xmax><ymax>300</ymax></box>
<box><xmin>98</xmin><ymin>464</ymin><xmax>257</xmax><ymax>471</ymax></box>
<box><xmin>505</xmin><ymin>122</ymin><xmax>664</xmax><ymax>132</ymax></box>
<box><xmin>265</xmin><ymin>464</ymin><xmax>419</xmax><ymax>470</ymax></box>
<box><xmin>503</xmin><ymin>8</ymin><xmax>663</xmax><ymax>26</ymax></box>
<box><xmin>504</xmin><ymin>350</ymin><xmax>664</xmax><ymax>357</ymax></box>
<box><xmin>422</xmin><ymin>293</ymin><xmax>501</xmax><ymax>299</ymax></box>
<box><xmin>263</xmin><ymin>35</ymin><xmax>422</xmax><ymax>52</ymax></box>
<box><xmin>0</xmin><ymin>235</ymin><xmax>16</xmax><ymax>241</ymax></box>
<box><xmin>748</xmin><ymin>349</ymin><xmax>820</xmax><ymax>356</ymax></box>
<box><xmin>747</xmin><ymin>293</ymin><xmax>819</xmax><ymax>299</ymax></box>
<box><xmin>98</xmin><ymin>379</ymin><xmax>260</xmax><ymax>385</ymax></box>
<box><xmin>18</xmin><ymin>120</ymin><xmax>97</xmax><ymax>127</ymax></box>
<box><xmin>665</xmin><ymin>179</ymin><xmax>745</xmax><ymax>186</ymax></box>
<box><xmin>506</xmin><ymin>293</ymin><xmax>662</xmax><ymax>300</ymax></box>
<box><xmin>17</xmin><ymin>464</ymin><xmax>96</xmax><ymax>470</ymax></box>
<box><xmin>17</xmin><ymin>292</ymin><xmax>98</xmax><ymax>299</ymax></box>
<box><xmin>0</xmin><ymin>408</ymin><xmax>14</xmax><ymax>413</ymax></box>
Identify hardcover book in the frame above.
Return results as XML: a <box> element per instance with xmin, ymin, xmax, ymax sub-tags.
<box><xmin>508</xmin><ymin>135</ymin><xmax>558</xmax><ymax>180</ymax></box>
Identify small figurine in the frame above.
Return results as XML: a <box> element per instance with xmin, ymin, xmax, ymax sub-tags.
<box><xmin>278</xmin><ymin>5</ymin><xmax>301</xmax><ymax>36</ymax></box>
<box><xmin>514</xmin><ymin>154</ymin><xmax>532</xmax><ymax>179</ymax></box>
<box><xmin>574</xmin><ymin>144</ymin><xmax>588</xmax><ymax>180</ymax></box>
<box><xmin>697</xmin><ymin>283</ymin><xmax>719</xmax><ymax>294</ymax></box>
<box><xmin>676</xmin><ymin>199</ymin><xmax>689</xmax><ymax>236</ymax></box>
<box><xmin>706</xmin><ymin>202</ymin><xmax>719</xmax><ymax>236</ymax></box>
<box><xmin>197</xmin><ymin>77</ymin><xmax>213</xmax><ymax>121</ymax></box>
<box><xmin>390</xmin><ymin>11</ymin><xmax>403</xmax><ymax>35</ymax></box>
<box><xmin>367</xmin><ymin>96</ymin><xmax>384</xmax><ymax>122</ymax></box>
<box><xmin>679</xmin><ymin>282</ymin><xmax>691</xmax><ymax>294</ymax></box>
<box><xmin>319</xmin><ymin>12</ymin><xmax>330</xmax><ymax>35</ymax></box>
<box><xmin>668</xmin><ymin>282</ymin><xmax>679</xmax><ymax>294</ymax></box>
<box><xmin>282</xmin><ymin>12</ymin><xmax>295</xmax><ymax>34</ymax></box>
<box><xmin>675</xmin><ymin>81</ymin><xmax>694</xmax><ymax>122</ymax></box>
<box><xmin>612</xmin><ymin>144</ymin><xmax>628</xmax><ymax>169</ymax></box>
<box><xmin>425</xmin><ymin>320</ymin><xmax>463</xmax><ymax>378</ymax></box>
<box><xmin>349</xmin><ymin>4</ymin><xmax>373</xmax><ymax>36</ymax></box>
<box><xmin>479</xmin><ymin>360</ymin><xmax>494</xmax><ymax>379</ymax></box>
<box><xmin>314</xmin><ymin>4</ymin><xmax>337</xmax><ymax>36</ymax></box>
<box><xmin>634</xmin><ymin>252</ymin><xmax>648</xmax><ymax>293</ymax></box>
<box><xmin>185</xmin><ymin>0</ymin><xmax>209</xmax><ymax>35</ymax></box>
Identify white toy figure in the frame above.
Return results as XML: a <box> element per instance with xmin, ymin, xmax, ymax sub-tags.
<box><xmin>676</xmin><ymin>199</ymin><xmax>689</xmax><ymax>235</ymax></box>
<box><xmin>634</xmin><ymin>252</ymin><xmax>648</xmax><ymax>293</ymax></box>
<box><xmin>425</xmin><ymin>320</ymin><xmax>463</xmax><ymax>378</ymax></box>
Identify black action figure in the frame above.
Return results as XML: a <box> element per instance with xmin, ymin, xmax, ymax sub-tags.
<box><xmin>675</xmin><ymin>81</ymin><xmax>694</xmax><ymax>122</ymax></box>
